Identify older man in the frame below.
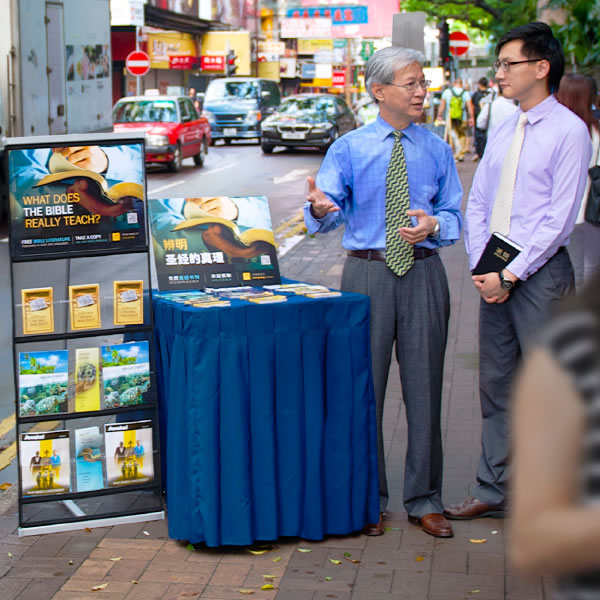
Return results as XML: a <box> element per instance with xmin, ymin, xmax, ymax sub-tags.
<box><xmin>304</xmin><ymin>46</ymin><xmax>463</xmax><ymax>538</ymax></box>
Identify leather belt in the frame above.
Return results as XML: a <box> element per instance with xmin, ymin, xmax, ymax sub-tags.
<box><xmin>347</xmin><ymin>247</ymin><xmax>439</xmax><ymax>262</ymax></box>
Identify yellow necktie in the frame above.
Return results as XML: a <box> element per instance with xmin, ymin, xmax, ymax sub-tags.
<box><xmin>489</xmin><ymin>112</ymin><xmax>528</xmax><ymax>236</ymax></box>
<box><xmin>385</xmin><ymin>131</ymin><xmax>414</xmax><ymax>276</ymax></box>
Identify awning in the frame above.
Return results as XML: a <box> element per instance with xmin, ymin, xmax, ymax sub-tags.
<box><xmin>144</xmin><ymin>4</ymin><xmax>213</xmax><ymax>36</ymax></box>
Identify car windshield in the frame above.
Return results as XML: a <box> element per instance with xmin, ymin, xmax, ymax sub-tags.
<box><xmin>205</xmin><ymin>81</ymin><xmax>260</xmax><ymax>101</ymax></box>
<box><xmin>113</xmin><ymin>100</ymin><xmax>177</xmax><ymax>123</ymax></box>
<box><xmin>278</xmin><ymin>97</ymin><xmax>336</xmax><ymax>118</ymax></box>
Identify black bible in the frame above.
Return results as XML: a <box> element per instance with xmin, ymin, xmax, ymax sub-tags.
<box><xmin>472</xmin><ymin>232</ymin><xmax>523</xmax><ymax>275</ymax></box>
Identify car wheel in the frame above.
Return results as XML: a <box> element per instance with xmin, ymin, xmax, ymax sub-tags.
<box><xmin>167</xmin><ymin>143</ymin><xmax>182</xmax><ymax>173</ymax></box>
<box><xmin>193</xmin><ymin>139</ymin><xmax>207</xmax><ymax>167</ymax></box>
<box><xmin>261</xmin><ymin>142</ymin><xmax>274</xmax><ymax>154</ymax></box>
<box><xmin>224</xmin><ymin>139</ymin><xmax>232</xmax><ymax>145</ymax></box>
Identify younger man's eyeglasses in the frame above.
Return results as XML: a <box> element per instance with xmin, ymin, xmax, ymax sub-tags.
<box><xmin>493</xmin><ymin>59</ymin><xmax>542</xmax><ymax>72</ymax></box>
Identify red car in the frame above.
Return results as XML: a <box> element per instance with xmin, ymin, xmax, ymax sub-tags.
<box><xmin>112</xmin><ymin>95</ymin><xmax>211</xmax><ymax>172</ymax></box>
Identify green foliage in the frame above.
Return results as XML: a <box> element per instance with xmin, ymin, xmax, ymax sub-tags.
<box><xmin>20</xmin><ymin>355</ymin><xmax>56</xmax><ymax>374</ymax></box>
<box><xmin>102</xmin><ymin>348</ymin><xmax>137</xmax><ymax>367</ymax></box>
<box><xmin>545</xmin><ymin>0</ymin><xmax>600</xmax><ymax>73</ymax></box>
<box><xmin>402</xmin><ymin>0</ymin><xmax>537</xmax><ymax>41</ymax></box>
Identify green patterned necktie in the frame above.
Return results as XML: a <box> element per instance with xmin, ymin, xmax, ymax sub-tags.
<box><xmin>385</xmin><ymin>131</ymin><xmax>414</xmax><ymax>276</ymax></box>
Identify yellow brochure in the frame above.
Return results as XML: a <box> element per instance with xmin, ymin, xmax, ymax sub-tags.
<box><xmin>113</xmin><ymin>280</ymin><xmax>144</xmax><ymax>325</ymax></box>
<box><xmin>75</xmin><ymin>348</ymin><xmax>101</xmax><ymax>412</ymax></box>
<box><xmin>69</xmin><ymin>284</ymin><xmax>101</xmax><ymax>331</ymax></box>
<box><xmin>21</xmin><ymin>288</ymin><xmax>54</xmax><ymax>335</ymax></box>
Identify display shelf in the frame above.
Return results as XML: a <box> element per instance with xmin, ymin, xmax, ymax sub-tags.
<box><xmin>6</xmin><ymin>133</ymin><xmax>164</xmax><ymax>535</ymax></box>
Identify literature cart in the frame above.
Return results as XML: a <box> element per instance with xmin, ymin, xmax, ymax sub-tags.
<box><xmin>5</xmin><ymin>133</ymin><xmax>164</xmax><ymax>536</ymax></box>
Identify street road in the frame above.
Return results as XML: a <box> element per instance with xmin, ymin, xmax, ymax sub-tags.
<box><xmin>0</xmin><ymin>142</ymin><xmax>325</xmax><ymax>484</ymax></box>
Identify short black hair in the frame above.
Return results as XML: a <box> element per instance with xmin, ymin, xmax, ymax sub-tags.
<box><xmin>478</xmin><ymin>77</ymin><xmax>488</xmax><ymax>87</ymax></box>
<box><xmin>496</xmin><ymin>22</ymin><xmax>564</xmax><ymax>93</ymax></box>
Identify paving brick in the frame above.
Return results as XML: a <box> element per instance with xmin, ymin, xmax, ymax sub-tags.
<box><xmin>23</xmin><ymin>534</ymin><xmax>71</xmax><ymax>557</ymax></box>
<box><xmin>15</xmin><ymin>577</ymin><xmax>65</xmax><ymax>600</ymax></box>
<box><xmin>72</xmin><ymin>558</ymin><xmax>115</xmax><ymax>579</ymax></box>
<box><xmin>161</xmin><ymin>583</ymin><xmax>206</xmax><ymax>599</ymax></box>
<box><xmin>98</xmin><ymin>539</ymin><xmax>165</xmax><ymax>551</ymax></box>
<box><xmin>122</xmin><ymin>581</ymin><xmax>170</xmax><ymax>600</ymax></box>
<box><xmin>352</xmin><ymin>568</ymin><xmax>392</xmax><ymax>593</ymax></box>
<box><xmin>200</xmin><ymin>586</ymin><xmax>284</xmax><ymax>599</ymax></box>
<box><xmin>468</xmin><ymin>551</ymin><xmax>504</xmax><ymax>575</ymax></box>
<box><xmin>431</xmin><ymin>548</ymin><xmax>468</xmax><ymax>573</ymax></box>
<box><xmin>147</xmin><ymin>557</ymin><xmax>217</xmax><ymax>573</ymax></box>
<box><xmin>139</xmin><ymin>570</ymin><xmax>211</xmax><ymax>585</ymax></box>
<box><xmin>207</xmin><ymin>562</ymin><xmax>250</xmax><ymax>586</ymax></box>
<box><xmin>0</xmin><ymin>577</ymin><xmax>29</xmax><ymax>600</ymax></box>
<box><xmin>52</xmin><ymin>593</ymin><xmax>127</xmax><ymax>600</ymax></box>
<box><xmin>104</xmin><ymin>559</ymin><xmax>149</xmax><ymax>582</ymax></box>
<box><xmin>55</xmin><ymin>538</ymin><xmax>100</xmax><ymax>559</ymax></box>
<box><xmin>90</xmin><ymin>547</ymin><xmax>158</xmax><ymax>562</ymax></box>
<box><xmin>60</xmin><ymin>578</ymin><xmax>134</xmax><ymax>594</ymax></box>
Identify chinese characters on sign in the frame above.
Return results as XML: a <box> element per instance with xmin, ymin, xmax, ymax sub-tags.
<box><xmin>200</xmin><ymin>55</ymin><xmax>225</xmax><ymax>71</ymax></box>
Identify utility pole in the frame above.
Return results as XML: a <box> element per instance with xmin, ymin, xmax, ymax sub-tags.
<box><xmin>344</xmin><ymin>38</ymin><xmax>352</xmax><ymax>107</ymax></box>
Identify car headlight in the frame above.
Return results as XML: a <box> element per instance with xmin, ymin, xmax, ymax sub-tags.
<box><xmin>311</xmin><ymin>122</ymin><xmax>334</xmax><ymax>134</ymax></box>
<box><xmin>245</xmin><ymin>110</ymin><xmax>261</xmax><ymax>124</ymax></box>
<box><xmin>146</xmin><ymin>134</ymin><xmax>169</xmax><ymax>146</ymax></box>
<box><xmin>202</xmin><ymin>111</ymin><xmax>216</xmax><ymax>124</ymax></box>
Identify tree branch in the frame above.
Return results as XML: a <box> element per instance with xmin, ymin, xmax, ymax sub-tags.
<box><xmin>423</xmin><ymin>0</ymin><xmax>503</xmax><ymax>20</ymax></box>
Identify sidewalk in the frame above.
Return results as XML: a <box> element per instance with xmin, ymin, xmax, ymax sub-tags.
<box><xmin>0</xmin><ymin>158</ymin><xmax>549</xmax><ymax>600</ymax></box>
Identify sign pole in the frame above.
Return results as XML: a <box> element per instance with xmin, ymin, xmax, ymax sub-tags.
<box><xmin>135</xmin><ymin>26</ymin><xmax>141</xmax><ymax>96</ymax></box>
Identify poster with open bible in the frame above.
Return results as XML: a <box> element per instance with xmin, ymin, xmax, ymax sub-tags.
<box><xmin>7</xmin><ymin>140</ymin><xmax>146</xmax><ymax>257</ymax></box>
<box><xmin>148</xmin><ymin>197</ymin><xmax>281</xmax><ymax>290</ymax></box>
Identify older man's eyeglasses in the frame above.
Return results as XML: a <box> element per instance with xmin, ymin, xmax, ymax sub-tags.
<box><xmin>388</xmin><ymin>80</ymin><xmax>431</xmax><ymax>93</ymax></box>
<box><xmin>493</xmin><ymin>59</ymin><xmax>542</xmax><ymax>72</ymax></box>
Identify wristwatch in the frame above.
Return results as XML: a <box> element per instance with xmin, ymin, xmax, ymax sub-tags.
<box><xmin>430</xmin><ymin>218</ymin><xmax>440</xmax><ymax>237</ymax></box>
<box><xmin>498</xmin><ymin>270</ymin><xmax>514</xmax><ymax>292</ymax></box>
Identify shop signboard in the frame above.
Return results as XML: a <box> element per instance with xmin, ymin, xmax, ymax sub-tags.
<box><xmin>287</xmin><ymin>5</ymin><xmax>368</xmax><ymax>25</ymax></box>
<box><xmin>201</xmin><ymin>55</ymin><xmax>225</xmax><ymax>71</ymax></box>
<box><xmin>280</xmin><ymin>17</ymin><xmax>332</xmax><ymax>39</ymax></box>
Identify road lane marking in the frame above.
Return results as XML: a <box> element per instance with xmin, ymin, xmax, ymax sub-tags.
<box><xmin>272</xmin><ymin>168</ymin><xmax>309</xmax><ymax>185</ymax></box>
<box><xmin>201</xmin><ymin>163</ymin><xmax>236</xmax><ymax>176</ymax></box>
<box><xmin>0</xmin><ymin>414</ymin><xmax>16</xmax><ymax>439</ymax></box>
<box><xmin>0</xmin><ymin>419</ymin><xmax>62</xmax><ymax>472</ymax></box>
<box><xmin>147</xmin><ymin>180</ymin><xmax>187</xmax><ymax>195</ymax></box>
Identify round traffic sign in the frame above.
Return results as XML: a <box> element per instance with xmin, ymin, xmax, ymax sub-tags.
<box><xmin>449</xmin><ymin>31</ymin><xmax>470</xmax><ymax>57</ymax></box>
<box><xmin>126</xmin><ymin>50</ymin><xmax>151</xmax><ymax>77</ymax></box>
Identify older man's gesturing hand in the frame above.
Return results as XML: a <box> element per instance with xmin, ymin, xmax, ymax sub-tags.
<box><xmin>306</xmin><ymin>176</ymin><xmax>340</xmax><ymax>219</ymax></box>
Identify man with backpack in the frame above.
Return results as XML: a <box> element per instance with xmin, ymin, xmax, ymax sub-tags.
<box><xmin>437</xmin><ymin>78</ymin><xmax>474</xmax><ymax>161</ymax></box>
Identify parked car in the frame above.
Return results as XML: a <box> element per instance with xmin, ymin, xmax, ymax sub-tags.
<box><xmin>112</xmin><ymin>95</ymin><xmax>211</xmax><ymax>172</ymax></box>
<box><xmin>201</xmin><ymin>77</ymin><xmax>281</xmax><ymax>144</ymax></box>
<box><xmin>260</xmin><ymin>93</ymin><xmax>356</xmax><ymax>154</ymax></box>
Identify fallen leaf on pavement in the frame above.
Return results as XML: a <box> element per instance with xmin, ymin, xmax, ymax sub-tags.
<box><xmin>91</xmin><ymin>583</ymin><xmax>108</xmax><ymax>591</ymax></box>
<box><xmin>186</xmin><ymin>544</ymin><xmax>196</xmax><ymax>551</ymax></box>
<box><xmin>68</xmin><ymin>560</ymin><xmax>74</xmax><ymax>565</ymax></box>
<box><xmin>262</xmin><ymin>575</ymin><xmax>277</xmax><ymax>580</ymax></box>
<box><xmin>329</xmin><ymin>559</ymin><xmax>342</xmax><ymax>565</ymax></box>
<box><xmin>7</xmin><ymin>552</ymin><xmax>13</xmax><ymax>558</ymax></box>
<box><xmin>85</xmin><ymin>528</ymin><xmax>92</xmax><ymax>532</ymax></box>
<box><xmin>415</xmin><ymin>555</ymin><xmax>425</xmax><ymax>562</ymax></box>
<box><xmin>324</xmin><ymin>576</ymin><xmax>332</xmax><ymax>581</ymax></box>
<box><xmin>384</xmin><ymin>527</ymin><xmax>402</xmax><ymax>531</ymax></box>
<box><xmin>272</xmin><ymin>556</ymin><xmax>282</xmax><ymax>562</ymax></box>
<box><xmin>491</xmin><ymin>530</ymin><xmax>498</xmax><ymax>535</ymax></box>
<box><xmin>470</xmin><ymin>590</ymin><xmax>481</xmax><ymax>594</ymax></box>
<box><xmin>0</xmin><ymin>483</ymin><xmax>12</xmax><ymax>490</ymax></box>
<box><xmin>132</xmin><ymin>580</ymin><xmax>138</xmax><ymax>584</ymax></box>
<box><xmin>343</xmin><ymin>552</ymin><xmax>352</xmax><ymax>557</ymax></box>
<box><xmin>109</xmin><ymin>557</ymin><xmax>122</xmax><ymax>562</ymax></box>
<box><xmin>143</xmin><ymin>531</ymin><xmax>150</xmax><ymax>536</ymax></box>
<box><xmin>247</xmin><ymin>549</ymin><xmax>267</xmax><ymax>555</ymax></box>
<box><xmin>297</xmin><ymin>548</ymin><xmax>312</xmax><ymax>553</ymax></box>
<box><xmin>469</xmin><ymin>539</ymin><xmax>487</xmax><ymax>544</ymax></box>
<box><xmin>238</xmin><ymin>590</ymin><xmax>254</xmax><ymax>595</ymax></box>
<box><xmin>180</xmin><ymin>593</ymin><xmax>199</xmax><ymax>597</ymax></box>
<box><xmin>260</xmin><ymin>584</ymin><xmax>274</xmax><ymax>590</ymax></box>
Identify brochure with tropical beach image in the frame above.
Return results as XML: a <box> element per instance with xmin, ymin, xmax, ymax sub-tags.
<box><xmin>101</xmin><ymin>342</ymin><xmax>150</xmax><ymax>409</ymax></box>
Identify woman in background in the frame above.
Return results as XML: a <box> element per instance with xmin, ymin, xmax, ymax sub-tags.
<box><xmin>556</xmin><ymin>74</ymin><xmax>600</xmax><ymax>289</ymax></box>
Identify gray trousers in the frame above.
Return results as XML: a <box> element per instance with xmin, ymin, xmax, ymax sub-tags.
<box><xmin>341</xmin><ymin>254</ymin><xmax>450</xmax><ymax>517</ymax></box>
<box><xmin>474</xmin><ymin>248</ymin><xmax>574</xmax><ymax>507</ymax></box>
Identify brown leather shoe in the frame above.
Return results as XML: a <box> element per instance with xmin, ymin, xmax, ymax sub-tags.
<box><xmin>444</xmin><ymin>496</ymin><xmax>505</xmax><ymax>520</ymax></box>
<box><xmin>361</xmin><ymin>513</ymin><xmax>384</xmax><ymax>536</ymax></box>
<box><xmin>408</xmin><ymin>513</ymin><xmax>453</xmax><ymax>538</ymax></box>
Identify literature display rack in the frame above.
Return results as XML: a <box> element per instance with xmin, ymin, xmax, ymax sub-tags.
<box><xmin>6</xmin><ymin>133</ymin><xmax>164</xmax><ymax>536</ymax></box>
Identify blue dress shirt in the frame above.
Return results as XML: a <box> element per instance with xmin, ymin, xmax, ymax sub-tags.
<box><xmin>304</xmin><ymin>115</ymin><xmax>463</xmax><ymax>250</ymax></box>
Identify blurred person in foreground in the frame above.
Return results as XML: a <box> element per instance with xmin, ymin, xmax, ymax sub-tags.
<box><xmin>510</xmin><ymin>274</ymin><xmax>600</xmax><ymax>597</ymax></box>
<box><xmin>445</xmin><ymin>22</ymin><xmax>592</xmax><ymax>521</ymax></box>
<box><xmin>556</xmin><ymin>73</ymin><xmax>600</xmax><ymax>289</ymax></box>
<box><xmin>304</xmin><ymin>46</ymin><xmax>463</xmax><ymax>538</ymax></box>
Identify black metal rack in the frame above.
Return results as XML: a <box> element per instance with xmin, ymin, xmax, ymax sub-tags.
<box><xmin>6</xmin><ymin>133</ymin><xmax>165</xmax><ymax>536</ymax></box>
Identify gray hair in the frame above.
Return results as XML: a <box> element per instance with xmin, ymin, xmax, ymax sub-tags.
<box><xmin>365</xmin><ymin>46</ymin><xmax>425</xmax><ymax>102</ymax></box>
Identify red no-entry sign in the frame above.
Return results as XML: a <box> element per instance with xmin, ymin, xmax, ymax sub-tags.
<box><xmin>126</xmin><ymin>50</ymin><xmax>151</xmax><ymax>76</ymax></box>
<box><xmin>449</xmin><ymin>31</ymin><xmax>470</xmax><ymax>57</ymax></box>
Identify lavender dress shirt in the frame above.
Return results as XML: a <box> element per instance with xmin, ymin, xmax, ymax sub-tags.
<box><xmin>465</xmin><ymin>94</ymin><xmax>592</xmax><ymax>280</ymax></box>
